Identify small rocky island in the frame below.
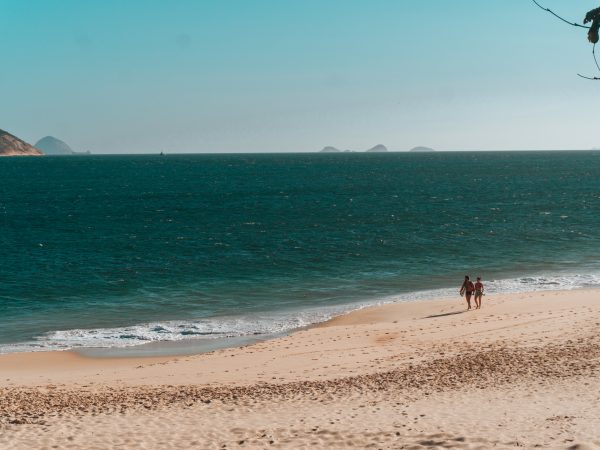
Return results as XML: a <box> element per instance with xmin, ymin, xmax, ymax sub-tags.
<box><xmin>409</xmin><ymin>146</ymin><xmax>435</xmax><ymax>152</ymax></box>
<box><xmin>365</xmin><ymin>144</ymin><xmax>388</xmax><ymax>153</ymax></box>
<box><xmin>319</xmin><ymin>144</ymin><xmax>388</xmax><ymax>153</ymax></box>
<box><xmin>320</xmin><ymin>146</ymin><xmax>342</xmax><ymax>153</ymax></box>
<box><xmin>0</xmin><ymin>129</ymin><xmax>43</xmax><ymax>156</ymax></box>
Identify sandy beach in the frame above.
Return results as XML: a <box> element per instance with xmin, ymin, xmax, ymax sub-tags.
<box><xmin>1</xmin><ymin>289</ymin><xmax>600</xmax><ymax>449</ymax></box>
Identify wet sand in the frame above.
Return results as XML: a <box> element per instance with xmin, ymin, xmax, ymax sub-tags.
<box><xmin>1</xmin><ymin>289</ymin><xmax>600</xmax><ymax>449</ymax></box>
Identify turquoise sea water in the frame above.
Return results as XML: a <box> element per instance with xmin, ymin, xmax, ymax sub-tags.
<box><xmin>2</xmin><ymin>151</ymin><xmax>600</xmax><ymax>353</ymax></box>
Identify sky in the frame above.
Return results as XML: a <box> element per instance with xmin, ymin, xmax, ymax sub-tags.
<box><xmin>1</xmin><ymin>0</ymin><xmax>600</xmax><ymax>153</ymax></box>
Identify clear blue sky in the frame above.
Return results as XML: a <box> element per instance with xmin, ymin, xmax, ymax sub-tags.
<box><xmin>1</xmin><ymin>0</ymin><xmax>599</xmax><ymax>153</ymax></box>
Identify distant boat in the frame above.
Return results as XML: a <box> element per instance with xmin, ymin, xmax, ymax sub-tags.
<box><xmin>160</xmin><ymin>151</ymin><xmax>165</xmax><ymax>156</ymax></box>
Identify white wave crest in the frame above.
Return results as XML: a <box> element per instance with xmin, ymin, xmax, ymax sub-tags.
<box><xmin>0</xmin><ymin>304</ymin><xmax>364</xmax><ymax>354</ymax></box>
<box><xmin>3</xmin><ymin>271</ymin><xmax>600</xmax><ymax>354</ymax></box>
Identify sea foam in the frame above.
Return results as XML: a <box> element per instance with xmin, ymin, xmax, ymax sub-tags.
<box><xmin>2</xmin><ymin>271</ymin><xmax>600</xmax><ymax>354</ymax></box>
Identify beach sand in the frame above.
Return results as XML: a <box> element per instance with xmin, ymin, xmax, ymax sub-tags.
<box><xmin>1</xmin><ymin>289</ymin><xmax>600</xmax><ymax>449</ymax></box>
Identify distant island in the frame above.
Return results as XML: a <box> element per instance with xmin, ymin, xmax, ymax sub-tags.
<box><xmin>35</xmin><ymin>136</ymin><xmax>75</xmax><ymax>155</ymax></box>
<box><xmin>318</xmin><ymin>144</ymin><xmax>435</xmax><ymax>153</ymax></box>
<box><xmin>320</xmin><ymin>146</ymin><xmax>342</xmax><ymax>153</ymax></box>
<box><xmin>365</xmin><ymin>144</ymin><xmax>388</xmax><ymax>153</ymax></box>
<box><xmin>409</xmin><ymin>146</ymin><xmax>436</xmax><ymax>152</ymax></box>
<box><xmin>0</xmin><ymin>129</ymin><xmax>43</xmax><ymax>156</ymax></box>
<box><xmin>319</xmin><ymin>144</ymin><xmax>387</xmax><ymax>153</ymax></box>
<box><xmin>35</xmin><ymin>136</ymin><xmax>89</xmax><ymax>155</ymax></box>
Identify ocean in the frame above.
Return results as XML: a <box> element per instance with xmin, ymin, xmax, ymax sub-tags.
<box><xmin>2</xmin><ymin>151</ymin><xmax>600</xmax><ymax>354</ymax></box>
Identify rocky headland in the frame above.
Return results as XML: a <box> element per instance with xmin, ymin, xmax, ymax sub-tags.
<box><xmin>0</xmin><ymin>129</ymin><xmax>43</xmax><ymax>156</ymax></box>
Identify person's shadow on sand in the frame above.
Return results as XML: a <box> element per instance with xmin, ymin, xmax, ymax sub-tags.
<box><xmin>423</xmin><ymin>311</ymin><xmax>465</xmax><ymax>319</ymax></box>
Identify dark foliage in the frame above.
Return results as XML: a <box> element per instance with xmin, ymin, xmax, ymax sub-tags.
<box><xmin>584</xmin><ymin>7</ymin><xmax>600</xmax><ymax>43</ymax></box>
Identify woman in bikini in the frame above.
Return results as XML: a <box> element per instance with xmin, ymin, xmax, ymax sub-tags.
<box><xmin>474</xmin><ymin>277</ymin><xmax>484</xmax><ymax>309</ymax></box>
<box><xmin>459</xmin><ymin>275</ymin><xmax>475</xmax><ymax>310</ymax></box>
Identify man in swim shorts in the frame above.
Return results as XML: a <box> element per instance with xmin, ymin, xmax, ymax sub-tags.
<box><xmin>459</xmin><ymin>275</ymin><xmax>475</xmax><ymax>310</ymax></box>
<box><xmin>474</xmin><ymin>277</ymin><xmax>484</xmax><ymax>309</ymax></box>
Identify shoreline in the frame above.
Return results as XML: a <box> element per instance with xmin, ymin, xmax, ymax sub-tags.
<box><xmin>2</xmin><ymin>283</ymin><xmax>598</xmax><ymax>360</ymax></box>
<box><xmin>1</xmin><ymin>287</ymin><xmax>598</xmax><ymax>383</ymax></box>
<box><xmin>3</xmin><ymin>288</ymin><xmax>600</xmax><ymax>448</ymax></box>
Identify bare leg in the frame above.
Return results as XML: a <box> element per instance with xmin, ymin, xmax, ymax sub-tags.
<box><xmin>466</xmin><ymin>293</ymin><xmax>472</xmax><ymax>310</ymax></box>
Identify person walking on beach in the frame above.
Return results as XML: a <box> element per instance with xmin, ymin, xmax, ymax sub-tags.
<box><xmin>459</xmin><ymin>275</ymin><xmax>475</xmax><ymax>310</ymax></box>
<box><xmin>474</xmin><ymin>277</ymin><xmax>484</xmax><ymax>309</ymax></box>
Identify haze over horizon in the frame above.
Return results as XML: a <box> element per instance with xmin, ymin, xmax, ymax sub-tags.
<box><xmin>2</xmin><ymin>0</ymin><xmax>600</xmax><ymax>154</ymax></box>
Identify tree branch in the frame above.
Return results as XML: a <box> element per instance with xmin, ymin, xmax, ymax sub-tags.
<box><xmin>577</xmin><ymin>73</ymin><xmax>600</xmax><ymax>80</ymax></box>
<box><xmin>531</xmin><ymin>1</ymin><xmax>600</xmax><ymax>79</ymax></box>
<box><xmin>593</xmin><ymin>44</ymin><xmax>600</xmax><ymax>72</ymax></box>
<box><xmin>577</xmin><ymin>43</ymin><xmax>600</xmax><ymax>79</ymax></box>
<box><xmin>530</xmin><ymin>0</ymin><xmax>590</xmax><ymax>29</ymax></box>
